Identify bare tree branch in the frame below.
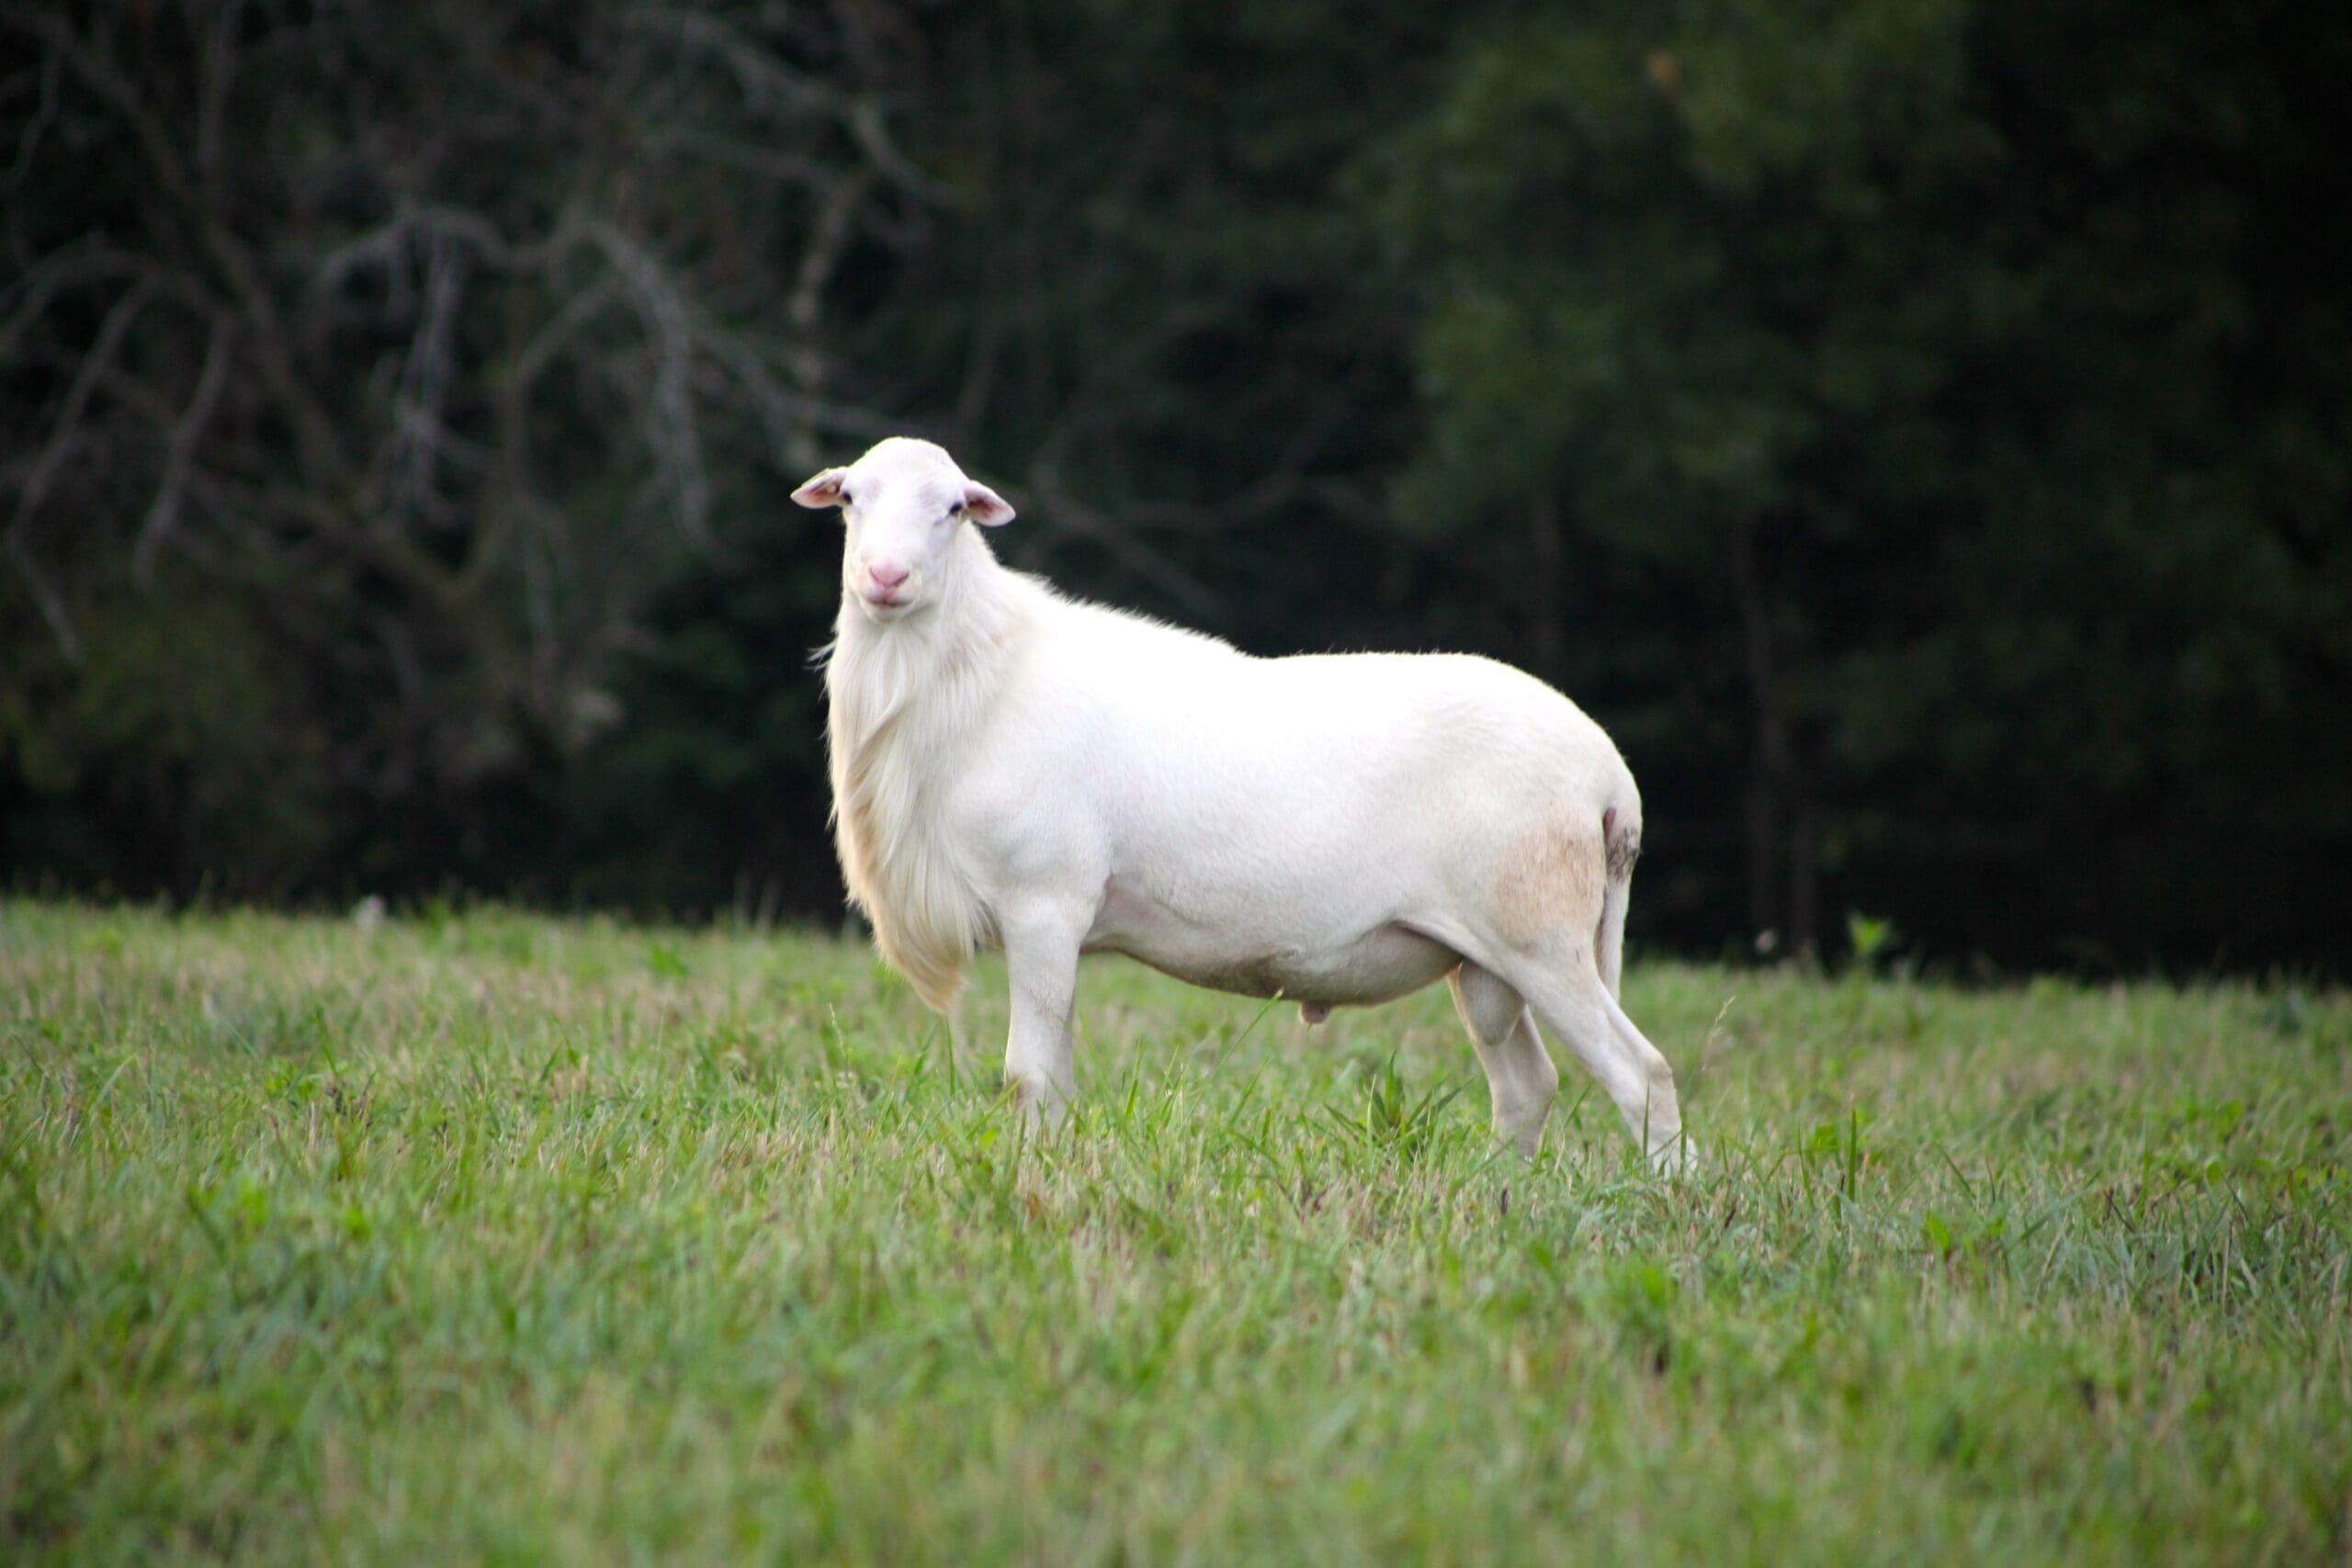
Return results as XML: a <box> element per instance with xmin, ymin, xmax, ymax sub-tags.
<box><xmin>0</xmin><ymin>240</ymin><xmax>218</xmax><ymax>361</ymax></box>
<box><xmin>378</xmin><ymin>228</ymin><xmax>469</xmax><ymax>527</ymax></box>
<box><xmin>631</xmin><ymin>125</ymin><xmax>836</xmax><ymax>191</ymax></box>
<box><xmin>313</xmin><ymin>200</ymin><xmax>575</xmax><ymax>299</ymax></box>
<box><xmin>696</xmin><ymin>326</ymin><xmax>905</xmax><ymax>454</ymax></box>
<box><xmin>621</xmin><ymin>4</ymin><xmax>958</xmax><ymax>204</ymax></box>
<box><xmin>1021</xmin><ymin>461</ymin><xmax>1223</xmax><ymax>620</ymax></box>
<box><xmin>3</xmin><ymin>39</ymin><xmax>61</xmax><ymax>191</ymax></box>
<box><xmin>135</xmin><ymin>312</ymin><xmax>234</xmax><ymax>584</ymax></box>
<box><xmin>6</xmin><ymin>527</ymin><xmax>79</xmax><ymax>662</ymax></box>
<box><xmin>583</xmin><ymin>219</ymin><xmax>710</xmax><ymax>540</ymax></box>
<box><xmin>781</xmin><ymin>167</ymin><xmax>876</xmax><ymax>468</ymax></box>
<box><xmin>195</xmin><ymin>0</ymin><xmax>247</xmax><ymax>188</ymax></box>
<box><xmin>9</xmin><ymin>274</ymin><xmax>157</xmax><ymax>539</ymax></box>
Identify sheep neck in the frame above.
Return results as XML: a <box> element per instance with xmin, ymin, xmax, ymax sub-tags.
<box><xmin>822</xmin><ymin>536</ymin><xmax>1036</xmax><ymax>1009</ymax></box>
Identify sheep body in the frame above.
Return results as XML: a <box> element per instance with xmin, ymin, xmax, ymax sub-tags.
<box><xmin>806</xmin><ymin>438</ymin><xmax>1686</xmax><ymax>1165</ymax></box>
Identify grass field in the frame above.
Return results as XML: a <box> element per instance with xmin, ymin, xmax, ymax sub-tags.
<box><xmin>3</xmin><ymin>900</ymin><xmax>2349</xmax><ymax>1564</ymax></box>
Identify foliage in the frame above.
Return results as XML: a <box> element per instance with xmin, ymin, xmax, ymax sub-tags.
<box><xmin>1361</xmin><ymin>0</ymin><xmax>2352</xmax><ymax>963</ymax></box>
<box><xmin>3</xmin><ymin>902</ymin><xmax>2349</xmax><ymax>1562</ymax></box>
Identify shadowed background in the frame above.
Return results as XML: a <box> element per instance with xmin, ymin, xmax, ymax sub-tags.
<box><xmin>3</xmin><ymin>0</ymin><xmax>2347</xmax><ymax>973</ymax></box>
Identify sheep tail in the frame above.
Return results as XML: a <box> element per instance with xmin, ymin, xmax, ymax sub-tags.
<box><xmin>1597</xmin><ymin>803</ymin><xmax>1641</xmax><ymax>1000</ymax></box>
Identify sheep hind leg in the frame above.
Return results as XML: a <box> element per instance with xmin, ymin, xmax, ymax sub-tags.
<box><xmin>1449</xmin><ymin>961</ymin><xmax>1559</xmax><ymax>1158</ymax></box>
<box><xmin>1482</xmin><ymin>945</ymin><xmax>1691</xmax><ymax>1172</ymax></box>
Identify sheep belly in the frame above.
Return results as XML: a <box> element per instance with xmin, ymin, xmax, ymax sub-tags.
<box><xmin>1085</xmin><ymin>893</ymin><xmax>1459</xmax><ymax>1008</ymax></box>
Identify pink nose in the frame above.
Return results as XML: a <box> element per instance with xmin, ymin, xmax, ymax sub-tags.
<box><xmin>867</xmin><ymin>562</ymin><xmax>910</xmax><ymax>592</ymax></box>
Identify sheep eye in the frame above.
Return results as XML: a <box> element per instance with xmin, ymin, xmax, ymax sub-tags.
<box><xmin>946</xmin><ymin>501</ymin><xmax>966</xmax><ymax>519</ymax></box>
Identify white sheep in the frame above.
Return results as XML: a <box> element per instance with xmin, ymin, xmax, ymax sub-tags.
<box><xmin>797</xmin><ymin>437</ymin><xmax>1690</xmax><ymax>1167</ymax></box>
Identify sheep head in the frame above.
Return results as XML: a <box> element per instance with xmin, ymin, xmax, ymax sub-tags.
<box><xmin>793</xmin><ymin>438</ymin><xmax>1014</xmax><ymax>623</ymax></box>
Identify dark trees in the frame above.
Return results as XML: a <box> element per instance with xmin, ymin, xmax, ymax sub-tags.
<box><xmin>5</xmin><ymin>0</ymin><xmax>2347</xmax><ymax>970</ymax></box>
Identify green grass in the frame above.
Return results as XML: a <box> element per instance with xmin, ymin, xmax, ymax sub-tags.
<box><xmin>3</xmin><ymin>900</ymin><xmax>2349</xmax><ymax>1565</ymax></box>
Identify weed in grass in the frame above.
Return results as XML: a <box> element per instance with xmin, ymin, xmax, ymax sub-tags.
<box><xmin>1325</xmin><ymin>1054</ymin><xmax>1466</xmax><ymax>1165</ymax></box>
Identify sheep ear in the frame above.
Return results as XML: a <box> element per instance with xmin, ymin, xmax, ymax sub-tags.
<box><xmin>962</xmin><ymin>480</ymin><xmax>1015</xmax><ymax>527</ymax></box>
<box><xmin>792</xmin><ymin>467</ymin><xmax>848</xmax><ymax>509</ymax></box>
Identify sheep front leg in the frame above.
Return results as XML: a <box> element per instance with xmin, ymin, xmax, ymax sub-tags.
<box><xmin>999</xmin><ymin>905</ymin><xmax>1083</xmax><ymax>1130</ymax></box>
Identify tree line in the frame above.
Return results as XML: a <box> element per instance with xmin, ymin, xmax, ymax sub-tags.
<box><xmin>4</xmin><ymin>0</ymin><xmax>2346</xmax><ymax>972</ymax></box>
